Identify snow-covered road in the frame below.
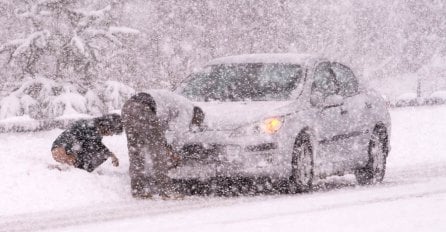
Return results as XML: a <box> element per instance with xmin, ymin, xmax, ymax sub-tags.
<box><xmin>1</xmin><ymin>106</ymin><xmax>446</xmax><ymax>232</ymax></box>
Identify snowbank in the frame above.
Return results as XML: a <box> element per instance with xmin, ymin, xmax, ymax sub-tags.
<box><xmin>0</xmin><ymin>77</ymin><xmax>135</xmax><ymax>132</ymax></box>
<box><xmin>394</xmin><ymin>92</ymin><xmax>419</xmax><ymax>107</ymax></box>
<box><xmin>425</xmin><ymin>90</ymin><xmax>446</xmax><ymax>105</ymax></box>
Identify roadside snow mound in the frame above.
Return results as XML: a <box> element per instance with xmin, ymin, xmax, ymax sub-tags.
<box><xmin>0</xmin><ymin>77</ymin><xmax>98</xmax><ymax>119</ymax></box>
<box><xmin>395</xmin><ymin>92</ymin><xmax>419</xmax><ymax>107</ymax></box>
<box><xmin>425</xmin><ymin>90</ymin><xmax>446</xmax><ymax>105</ymax></box>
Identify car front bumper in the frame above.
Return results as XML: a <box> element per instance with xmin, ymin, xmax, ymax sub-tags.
<box><xmin>168</xmin><ymin>131</ymin><xmax>291</xmax><ymax>180</ymax></box>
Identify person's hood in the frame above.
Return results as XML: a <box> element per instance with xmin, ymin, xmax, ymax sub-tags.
<box><xmin>194</xmin><ymin>101</ymin><xmax>294</xmax><ymax>131</ymax></box>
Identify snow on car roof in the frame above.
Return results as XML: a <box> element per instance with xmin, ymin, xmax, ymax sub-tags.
<box><xmin>206</xmin><ymin>53</ymin><xmax>320</xmax><ymax>66</ymax></box>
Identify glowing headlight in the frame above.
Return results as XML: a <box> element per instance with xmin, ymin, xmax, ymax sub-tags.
<box><xmin>261</xmin><ymin>117</ymin><xmax>283</xmax><ymax>134</ymax></box>
<box><xmin>230</xmin><ymin>116</ymin><xmax>284</xmax><ymax>137</ymax></box>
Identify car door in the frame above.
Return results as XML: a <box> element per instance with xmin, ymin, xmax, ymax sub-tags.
<box><xmin>310</xmin><ymin>62</ymin><xmax>352</xmax><ymax>174</ymax></box>
<box><xmin>330</xmin><ymin>62</ymin><xmax>370</xmax><ymax>166</ymax></box>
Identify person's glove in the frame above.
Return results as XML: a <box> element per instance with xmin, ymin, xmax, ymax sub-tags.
<box><xmin>111</xmin><ymin>154</ymin><xmax>119</xmax><ymax>167</ymax></box>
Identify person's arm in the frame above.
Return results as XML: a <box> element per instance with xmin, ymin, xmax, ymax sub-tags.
<box><xmin>96</xmin><ymin>141</ymin><xmax>119</xmax><ymax>167</ymax></box>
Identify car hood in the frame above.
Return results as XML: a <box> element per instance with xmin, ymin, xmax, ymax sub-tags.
<box><xmin>194</xmin><ymin>101</ymin><xmax>293</xmax><ymax>130</ymax></box>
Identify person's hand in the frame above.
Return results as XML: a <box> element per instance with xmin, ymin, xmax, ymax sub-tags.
<box><xmin>111</xmin><ymin>154</ymin><xmax>119</xmax><ymax>167</ymax></box>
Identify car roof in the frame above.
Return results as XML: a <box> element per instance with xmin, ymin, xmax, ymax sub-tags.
<box><xmin>206</xmin><ymin>53</ymin><xmax>321</xmax><ymax>66</ymax></box>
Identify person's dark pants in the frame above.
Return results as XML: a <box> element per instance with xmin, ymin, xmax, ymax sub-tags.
<box><xmin>122</xmin><ymin>93</ymin><xmax>173</xmax><ymax>197</ymax></box>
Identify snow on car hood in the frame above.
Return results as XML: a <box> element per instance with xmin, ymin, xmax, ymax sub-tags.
<box><xmin>194</xmin><ymin>101</ymin><xmax>293</xmax><ymax>130</ymax></box>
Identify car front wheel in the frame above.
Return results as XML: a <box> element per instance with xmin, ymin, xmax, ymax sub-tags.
<box><xmin>290</xmin><ymin>132</ymin><xmax>314</xmax><ymax>193</ymax></box>
<box><xmin>355</xmin><ymin>125</ymin><xmax>389</xmax><ymax>185</ymax></box>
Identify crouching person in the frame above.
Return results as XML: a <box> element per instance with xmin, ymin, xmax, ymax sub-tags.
<box><xmin>51</xmin><ymin>113</ymin><xmax>123</xmax><ymax>172</ymax></box>
<box><xmin>122</xmin><ymin>90</ymin><xmax>194</xmax><ymax>199</ymax></box>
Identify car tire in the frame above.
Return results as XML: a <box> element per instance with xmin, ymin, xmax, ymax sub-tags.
<box><xmin>290</xmin><ymin>131</ymin><xmax>314</xmax><ymax>193</ymax></box>
<box><xmin>355</xmin><ymin>124</ymin><xmax>389</xmax><ymax>185</ymax></box>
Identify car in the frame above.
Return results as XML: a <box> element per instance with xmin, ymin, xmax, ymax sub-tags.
<box><xmin>170</xmin><ymin>53</ymin><xmax>391</xmax><ymax>192</ymax></box>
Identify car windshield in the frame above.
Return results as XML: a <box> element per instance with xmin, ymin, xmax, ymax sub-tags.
<box><xmin>177</xmin><ymin>63</ymin><xmax>303</xmax><ymax>102</ymax></box>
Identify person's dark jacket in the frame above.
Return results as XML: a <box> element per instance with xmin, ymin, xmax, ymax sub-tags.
<box><xmin>52</xmin><ymin>119</ymin><xmax>113</xmax><ymax>172</ymax></box>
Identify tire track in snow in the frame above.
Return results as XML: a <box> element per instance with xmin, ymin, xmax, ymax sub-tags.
<box><xmin>193</xmin><ymin>187</ymin><xmax>446</xmax><ymax>228</ymax></box>
<box><xmin>0</xmin><ymin>195</ymin><xmax>278</xmax><ymax>232</ymax></box>
<box><xmin>2</xmin><ymin>162</ymin><xmax>446</xmax><ymax>232</ymax></box>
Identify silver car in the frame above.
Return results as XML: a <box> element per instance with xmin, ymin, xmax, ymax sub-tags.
<box><xmin>172</xmin><ymin>53</ymin><xmax>391</xmax><ymax>191</ymax></box>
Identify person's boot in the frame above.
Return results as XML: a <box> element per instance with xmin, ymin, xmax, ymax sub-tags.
<box><xmin>159</xmin><ymin>191</ymin><xmax>185</xmax><ymax>200</ymax></box>
<box><xmin>132</xmin><ymin>190</ymin><xmax>153</xmax><ymax>199</ymax></box>
<box><xmin>131</xmin><ymin>177</ymin><xmax>152</xmax><ymax>199</ymax></box>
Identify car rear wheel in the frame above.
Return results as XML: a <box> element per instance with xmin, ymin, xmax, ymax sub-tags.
<box><xmin>355</xmin><ymin>125</ymin><xmax>389</xmax><ymax>185</ymax></box>
<box><xmin>290</xmin><ymin>132</ymin><xmax>314</xmax><ymax>193</ymax></box>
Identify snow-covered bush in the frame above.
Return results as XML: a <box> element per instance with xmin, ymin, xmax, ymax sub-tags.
<box><xmin>0</xmin><ymin>76</ymin><xmax>56</xmax><ymax>119</ymax></box>
<box><xmin>47</xmin><ymin>92</ymin><xmax>88</xmax><ymax>118</ymax></box>
<box><xmin>0</xmin><ymin>76</ymin><xmax>128</xmax><ymax>120</ymax></box>
<box><xmin>0</xmin><ymin>75</ymin><xmax>136</xmax><ymax>120</ymax></box>
<box><xmin>424</xmin><ymin>90</ymin><xmax>446</xmax><ymax>105</ymax></box>
<box><xmin>85</xmin><ymin>90</ymin><xmax>108</xmax><ymax>116</ymax></box>
<box><xmin>102</xmin><ymin>80</ymin><xmax>135</xmax><ymax>111</ymax></box>
<box><xmin>0</xmin><ymin>95</ymin><xmax>22</xmax><ymax>119</ymax></box>
<box><xmin>395</xmin><ymin>93</ymin><xmax>419</xmax><ymax>107</ymax></box>
<box><xmin>0</xmin><ymin>0</ymin><xmax>139</xmax><ymax>91</ymax></box>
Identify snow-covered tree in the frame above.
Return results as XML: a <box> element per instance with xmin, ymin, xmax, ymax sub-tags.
<box><xmin>0</xmin><ymin>0</ymin><xmax>139</xmax><ymax>120</ymax></box>
<box><xmin>0</xmin><ymin>0</ymin><xmax>139</xmax><ymax>87</ymax></box>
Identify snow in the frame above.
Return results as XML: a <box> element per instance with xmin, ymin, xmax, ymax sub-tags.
<box><xmin>49</xmin><ymin>92</ymin><xmax>88</xmax><ymax>116</ymax></box>
<box><xmin>103</xmin><ymin>81</ymin><xmax>135</xmax><ymax>111</ymax></box>
<box><xmin>0</xmin><ymin>94</ymin><xmax>22</xmax><ymax>119</ymax></box>
<box><xmin>430</xmin><ymin>90</ymin><xmax>446</xmax><ymax>99</ymax></box>
<box><xmin>44</xmin><ymin>179</ymin><xmax>446</xmax><ymax>232</ymax></box>
<box><xmin>71</xmin><ymin>36</ymin><xmax>86</xmax><ymax>56</ymax></box>
<box><xmin>0</xmin><ymin>77</ymin><xmax>136</xmax><ymax>124</ymax></box>
<box><xmin>207</xmin><ymin>53</ymin><xmax>317</xmax><ymax>66</ymax></box>
<box><xmin>147</xmin><ymin>89</ymin><xmax>195</xmax><ymax>145</ymax></box>
<box><xmin>72</xmin><ymin>5</ymin><xmax>111</xmax><ymax>20</ymax></box>
<box><xmin>394</xmin><ymin>92</ymin><xmax>419</xmax><ymax>107</ymax></box>
<box><xmin>109</xmin><ymin>26</ymin><xmax>140</xmax><ymax>35</ymax></box>
<box><xmin>395</xmin><ymin>92</ymin><xmax>417</xmax><ymax>101</ymax></box>
<box><xmin>0</xmin><ymin>129</ymin><xmax>131</xmax><ymax>216</ymax></box>
<box><xmin>11</xmin><ymin>31</ymin><xmax>48</xmax><ymax>57</ymax></box>
<box><xmin>1</xmin><ymin>106</ymin><xmax>446</xmax><ymax>231</ymax></box>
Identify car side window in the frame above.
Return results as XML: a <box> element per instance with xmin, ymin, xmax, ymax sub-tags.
<box><xmin>331</xmin><ymin>63</ymin><xmax>359</xmax><ymax>97</ymax></box>
<box><xmin>311</xmin><ymin>62</ymin><xmax>339</xmax><ymax>99</ymax></box>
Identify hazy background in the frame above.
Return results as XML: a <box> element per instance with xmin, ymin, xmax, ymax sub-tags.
<box><xmin>1</xmin><ymin>0</ymin><xmax>445</xmax><ymax>108</ymax></box>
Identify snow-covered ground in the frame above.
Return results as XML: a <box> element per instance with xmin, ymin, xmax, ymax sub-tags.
<box><xmin>1</xmin><ymin>106</ymin><xmax>446</xmax><ymax>231</ymax></box>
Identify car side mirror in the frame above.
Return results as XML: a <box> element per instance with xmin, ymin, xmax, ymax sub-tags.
<box><xmin>323</xmin><ymin>94</ymin><xmax>343</xmax><ymax>108</ymax></box>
